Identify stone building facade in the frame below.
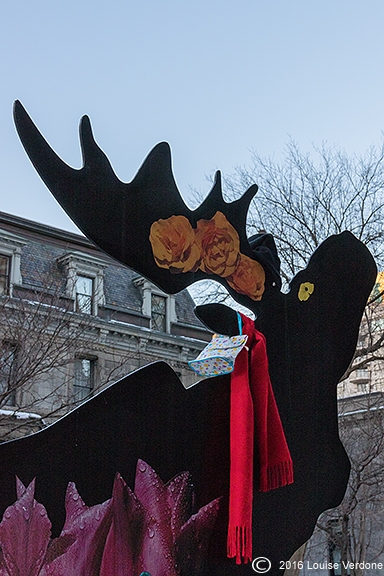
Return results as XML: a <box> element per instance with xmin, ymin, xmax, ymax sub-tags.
<box><xmin>0</xmin><ymin>211</ymin><xmax>210</xmax><ymax>439</ymax></box>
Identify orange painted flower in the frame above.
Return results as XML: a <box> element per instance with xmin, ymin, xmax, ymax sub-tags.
<box><xmin>226</xmin><ymin>254</ymin><xmax>265</xmax><ymax>301</ymax></box>
<box><xmin>196</xmin><ymin>212</ymin><xmax>240</xmax><ymax>277</ymax></box>
<box><xmin>149</xmin><ymin>211</ymin><xmax>266</xmax><ymax>301</ymax></box>
<box><xmin>149</xmin><ymin>215</ymin><xmax>201</xmax><ymax>273</ymax></box>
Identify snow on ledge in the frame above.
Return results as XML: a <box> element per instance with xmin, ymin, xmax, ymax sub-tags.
<box><xmin>0</xmin><ymin>409</ymin><xmax>42</xmax><ymax>420</ymax></box>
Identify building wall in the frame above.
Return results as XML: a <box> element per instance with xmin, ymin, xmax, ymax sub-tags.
<box><xmin>0</xmin><ymin>212</ymin><xmax>211</xmax><ymax>438</ymax></box>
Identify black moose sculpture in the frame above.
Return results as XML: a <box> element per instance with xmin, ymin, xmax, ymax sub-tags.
<box><xmin>2</xmin><ymin>101</ymin><xmax>376</xmax><ymax>575</ymax></box>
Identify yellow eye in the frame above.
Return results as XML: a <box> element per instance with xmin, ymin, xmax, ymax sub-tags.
<box><xmin>298</xmin><ymin>282</ymin><xmax>315</xmax><ymax>301</ymax></box>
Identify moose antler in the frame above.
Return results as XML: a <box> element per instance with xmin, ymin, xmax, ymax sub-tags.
<box><xmin>8</xmin><ymin>101</ymin><xmax>380</xmax><ymax>575</ymax></box>
<box><xmin>13</xmin><ymin>101</ymin><xmax>263</xmax><ymax>303</ymax></box>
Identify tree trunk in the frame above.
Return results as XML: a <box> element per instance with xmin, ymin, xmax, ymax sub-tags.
<box><xmin>284</xmin><ymin>542</ymin><xmax>307</xmax><ymax>576</ymax></box>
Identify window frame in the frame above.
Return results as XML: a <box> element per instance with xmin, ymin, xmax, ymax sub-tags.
<box><xmin>73</xmin><ymin>356</ymin><xmax>96</xmax><ymax>402</ymax></box>
<box><xmin>133</xmin><ymin>277</ymin><xmax>177</xmax><ymax>333</ymax></box>
<box><xmin>151</xmin><ymin>293</ymin><xmax>167</xmax><ymax>332</ymax></box>
<box><xmin>327</xmin><ymin>518</ymin><xmax>350</xmax><ymax>576</ymax></box>
<box><xmin>0</xmin><ymin>254</ymin><xmax>11</xmax><ymax>296</ymax></box>
<box><xmin>0</xmin><ymin>341</ymin><xmax>18</xmax><ymax>406</ymax></box>
<box><xmin>0</xmin><ymin>229</ymin><xmax>26</xmax><ymax>297</ymax></box>
<box><xmin>58</xmin><ymin>251</ymin><xmax>107</xmax><ymax>315</ymax></box>
<box><xmin>75</xmin><ymin>274</ymin><xmax>94</xmax><ymax>315</ymax></box>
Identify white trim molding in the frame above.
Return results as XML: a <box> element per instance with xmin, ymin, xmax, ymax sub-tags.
<box><xmin>133</xmin><ymin>277</ymin><xmax>177</xmax><ymax>333</ymax></box>
<box><xmin>0</xmin><ymin>229</ymin><xmax>28</xmax><ymax>295</ymax></box>
<box><xmin>58</xmin><ymin>251</ymin><xmax>107</xmax><ymax>314</ymax></box>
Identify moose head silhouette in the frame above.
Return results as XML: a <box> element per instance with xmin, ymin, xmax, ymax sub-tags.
<box><xmin>1</xmin><ymin>101</ymin><xmax>376</xmax><ymax>574</ymax></box>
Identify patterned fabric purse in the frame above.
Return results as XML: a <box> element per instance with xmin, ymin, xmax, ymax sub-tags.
<box><xmin>188</xmin><ymin>313</ymin><xmax>248</xmax><ymax>377</ymax></box>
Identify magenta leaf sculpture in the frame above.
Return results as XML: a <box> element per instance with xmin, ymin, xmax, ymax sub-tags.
<box><xmin>133</xmin><ymin>464</ymin><xmax>178</xmax><ymax>576</ymax></box>
<box><xmin>46</xmin><ymin>483</ymin><xmax>113</xmax><ymax>576</ymax></box>
<box><xmin>99</xmin><ymin>473</ymin><xmax>145</xmax><ymax>576</ymax></box>
<box><xmin>0</xmin><ymin>479</ymin><xmax>51</xmax><ymax>576</ymax></box>
<box><xmin>0</xmin><ymin>461</ymin><xmax>220</xmax><ymax>576</ymax></box>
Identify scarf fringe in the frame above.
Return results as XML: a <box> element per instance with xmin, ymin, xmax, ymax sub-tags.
<box><xmin>259</xmin><ymin>460</ymin><xmax>294</xmax><ymax>493</ymax></box>
<box><xmin>227</xmin><ymin>525</ymin><xmax>253</xmax><ymax>564</ymax></box>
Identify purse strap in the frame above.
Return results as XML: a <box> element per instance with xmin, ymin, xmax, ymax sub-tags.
<box><xmin>237</xmin><ymin>311</ymin><xmax>242</xmax><ymax>335</ymax></box>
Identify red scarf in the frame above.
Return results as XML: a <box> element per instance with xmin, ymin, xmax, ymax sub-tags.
<box><xmin>227</xmin><ymin>313</ymin><xmax>294</xmax><ymax>564</ymax></box>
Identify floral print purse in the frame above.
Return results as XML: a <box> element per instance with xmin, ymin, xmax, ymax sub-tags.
<box><xmin>188</xmin><ymin>313</ymin><xmax>248</xmax><ymax>377</ymax></box>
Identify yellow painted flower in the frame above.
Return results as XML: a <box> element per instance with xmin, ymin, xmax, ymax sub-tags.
<box><xmin>298</xmin><ymin>282</ymin><xmax>315</xmax><ymax>301</ymax></box>
<box><xmin>226</xmin><ymin>254</ymin><xmax>265</xmax><ymax>301</ymax></box>
<box><xmin>195</xmin><ymin>211</ymin><xmax>240</xmax><ymax>277</ymax></box>
<box><xmin>149</xmin><ymin>215</ymin><xmax>201</xmax><ymax>273</ymax></box>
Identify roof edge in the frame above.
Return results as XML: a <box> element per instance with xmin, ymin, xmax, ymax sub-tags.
<box><xmin>0</xmin><ymin>211</ymin><xmax>93</xmax><ymax>248</ymax></box>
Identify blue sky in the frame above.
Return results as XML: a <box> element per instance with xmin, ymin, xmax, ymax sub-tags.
<box><xmin>1</xmin><ymin>0</ymin><xmax>384</xmax><ymax>233</ymax></box>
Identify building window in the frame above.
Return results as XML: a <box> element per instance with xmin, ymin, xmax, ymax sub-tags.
<box><xmin>350</xmin><ymin>369</ymin><xmax>371</xmax><ymax>385</ymax></box>
<box><xmin>75</xmin><ymin>275</ymin><xmax>94</xmax><ymax>315</ymax></box>
<box><xmin>74</xmin><ymin>358</ymin><xmax>95</xmax><ymax>402</ymax></box>
<box><xmin>58</xmin><ymin>252</ymin><xmax>106</xmax><ymax>316</ymax></box>
<box><xmin>0</xmin><ymin>230</ymin><xmax>26</xmax><ymax>297</ymax></box>
<box><xmin>151</xmin><ymin>294</ymin><xmax>167</xmax><ymax>332</ymax></box>
<box><xmin>371</xmin><ymin>281</ymin><xmax>383</xmax><ymax>304</ymax></box>
<box><xmin>327</xmin><ymin>518</ymin><xmax>350</xmax><ymax>576</ymax></box>
<box><xmin>328</xmin><ymin>542</ymin><xmax>342</xmax><ymax>575</ymax></box>
<box><xmin>133</xmin><ymin>277</ymin><xmax>177</xmax><ymax>333</ymax></box>
<box><xmin>0</xmin><ymin>255</ymin><xmax>10</xmax><ymax>295</ymax></box>
<box><xmin>0</xmin><ymin>342</ymin><xmax>17</xmax><ymax>406</ymax></box>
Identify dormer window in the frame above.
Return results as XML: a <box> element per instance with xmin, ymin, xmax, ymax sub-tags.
<box><xmin>133</xmin><ymin>277</ymin><xmax>177</xmax><ymax>333</ymax></box>
<box><xmin>58</xmin><ymin>251</ymin><xmax>107</xmax><ymax>315</ymax></box>
<box><xmin>75</xmin><ymin>275</ymin><xmax>94</xmax><ymax>315</ymax></box>
<box><xmin>0</xmin><ymin>229</ymin><xmax>26</xmax><ymax>297</ymax></box>
<box><xmin>0</xmin><ymin>255</ymin><xmax>10</xmax><ymax>295</ymax></box>
<box><xmin>151</xmin><ymin>294</ymin><xmax>167</xmax><ymax>331</ymax></box>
